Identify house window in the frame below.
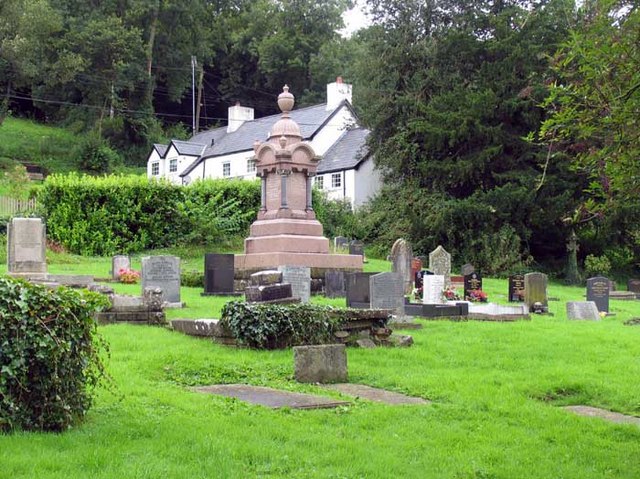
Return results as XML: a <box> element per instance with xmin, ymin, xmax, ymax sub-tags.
<box><xmin>169</xmin><ymin>159</ymin><xmax>178</xmax><ymax>173</ymax></box>
<box><xmin>223</xmin><ymin>162</ymin><xmax>231</xmax><ymax>177</ymax></box>
<box><xmin>331</xmin><ymin>172</ymin><xmax>342</xmax><ymax>189</ymax></box>
<box><xmin>151</xmin><ymin>162</ymin><xmax>159</xmax><ymax>176</ymax></box>
<box><xmin>315</xmin><ymin>175</ymin><xmax>324</xmax><ymax>190</ymax></box>
<box><xmin>247</xmin><ymin>159</ymin><xmax>256</xmax><ymax>173</ymax></box>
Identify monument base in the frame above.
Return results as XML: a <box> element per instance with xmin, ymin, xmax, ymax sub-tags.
<box><xmin>234</xmin><ymin>252</ymin><xmax>362</xmax><ymax>279</ymax></box>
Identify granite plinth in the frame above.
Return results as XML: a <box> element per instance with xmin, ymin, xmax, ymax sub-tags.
<box><xmin>235</xmin><ymin>252</ymin><xmax>362</xmax><ymax>276</ymax></box>
<box><xmin>244</xmin><ymin>234</ymin><xmax>329</xmax><ymax>254</ymax></box>
<box><xmin>248</xmin><ymin>218</ymin><xmax>324</xmax><ymax>237</ymax></box>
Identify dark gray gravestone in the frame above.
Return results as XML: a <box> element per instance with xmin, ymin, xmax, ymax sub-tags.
<box><xmin>524</xmin><ymin>272</ymin><xmax>548</xmax><ymax>312</ymax></box>
<box><xmin>245</xmin><ymin>283</ymin><xmax>293</xmax><ymax>302</ymax></box>
<box><xmin>334</xmin><ymin>236</ymin><xmax>349</xmax><ymax>250</ymax></box>
<box><xmin>566</xmin><ymin>301</ymin><xmax>601</xmax><ymax>321</ymax></box>
<box><xmin>346</xmin><ymin>272</ymin><xmax>376</xmax><ymax>308</ymax></box>
<box><xmin>461</xmin><ymin>263</ymin><xmax>475</xmax><ymax>276</ymax></box>
<box><xmin>463</xmin><ymin>272</ymin><xmax>483</xmax><ymax>299</ymax></box>
<box><xmin>325</xmin><ymin>270</ymin><xmax>346</xmax><ymax>298</ymax></box>
<box><xmin>370</xmin><ymin>272</ymin><xmax>405</xmax><ymax>316</ymax></box>
<box><xmin>627</xmin><ymin>279</ymin><xmax>640</xmax><ymax>294</ymax></box>
<box><xmin>349</xmin><ymin>240</ymin><xmax>364</xmax><ymax>256</ymax></box>
<box><xmin>586</xmin><ymin>276</ymin><xmax>610</xmax><ymax>313</ymax></box>
<box><xmin>141</xmin><ymin>255</ymin><xmax>181</xmax><ymax>304</ymax></box>
<box><xmin>203</xmin><ymin>253</ymin><xmax>236</xmax><ymax>295</ymax></box>
<box><xmin>278</xmin><ymin>266</ymin><xmax>311</xmax><ymax>303</ymax></box>
<box><xmin>509</xmin><ymin>274</ymin><xmax>525</xmax><ymax>302</ymax></box>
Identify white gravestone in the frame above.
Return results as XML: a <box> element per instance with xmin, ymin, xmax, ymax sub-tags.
<box><xmin>7</xmin><ymin>217</ymin><xmax>47</xmax><ymax>278</ymax></box>
<box><xmin>142</xmin><ymin>256</ymin><xmax>181</xmax><ymax>304</ymax></box>
<box><xmin>112</xmin><ymin>255</ymin><xmax>131</xmax><ymax>280</ymax></box>
<box><xmin>423</xmin><ymin>275</ymin><xmax>445</xmax><ymax>305</ymax></box>
<box><xmin>278</xmin><ymin>265</ymin><xmax>311</xmax><ymax>303</ymax></box>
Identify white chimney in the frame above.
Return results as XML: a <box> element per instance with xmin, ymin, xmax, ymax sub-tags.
<box><xmin>227</xmin><ymin>102</ymin><xmax>254</xmax><ymax>133</ymax></box>
<box><xmin>326</xmin><ymin>76</ymin><xmax>352</xmax><ymax>111</ymax></box>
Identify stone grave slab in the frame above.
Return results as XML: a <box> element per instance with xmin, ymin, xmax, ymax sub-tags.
<box><xmin>566</xmin><ymin>301</ymin><xmax>600</xmax><ymax>321</ymax></box>
<box><xmin>370</xmin><ymin>272</ymin><xmax>405</xmax><ymax>317</ymax></box>
<box><xmin>349</xmin><ymin>240</ymin><xmax>364</xmax><ymax>256</ymax></box>
<box><xmin>322</xmin><ymin>383</ymin><xmax>430</xmax><ymax>405</ymax></box>
<box><xmin>609</xmin><ymin>291</ymin><xmax>636</xmax><ymax>300</ymax></box>
<box><xmin>294</xmin><ymin>344</ymin><xmax>347</xmax><ymax>383</ymax></box>
<box><xmin>509</xmin><ymin>274</ymin><xmax>525</xmax><ymax>302</ymax></box>
<box><xmin>245</xmin><ymin>283</ymin><xmax>293</xmax><ymax>302</ymax></box>
<box><xmin>250</xmin><ymin>270</ymin><xmax>282</xmax><ymax>286</ymax></box>
<box><xmin>586</xmin><ymin>276</ymin><xmax>610</xmax><ymax>313</ymax></box>
<box><xmin>142</xmin><ymin>255</ymin><xmax>181</xmax><ymax>304</ymax></box>
<box><xmin>278</xmin><ymin>265</ymin><xmax>311</xmax><ymax>303</ymax></box>
<box><xmin>203</xmin><ymin>253</ymin><xmax>238</xmax><ymax>295</ymax></box>
<box><xmin>563</xmin><ymin>405</ymin><xmax>640</xmax><ymax>427</ymax></box>
<box><xmin>334</xmin><ymin>236</ymin><xmax>349</xmax><ymax>250</ymax></box>
<box><xmin>325</xmin><ymin>270</ymin><xmax>346</xmax><ymax>298</ymax></box>
<box><xmin>390</xmin><ymin>238</ymin><xmax>413</xmax><ymax>295</ymax></box>
<box><xmin>627</xmin><ymin>279</ymin><xmax>640</xmax><ymax>294</ymax></box>
<box><xmin>467</xmin><ymin>303</ymin><xmax>529</xmax><ymax>321</ymax></box>
<box><xmin>194</xmin><ymin>384</ymin><xmax>350</xmax><ymax>409</ymax></box>
<box><xmin>346</xmin><ymin>272</ymin><xmax>376</xmax><ymax>308</ymax></box>
<box><xmin>423</xmin><ymin>275</ymin><xmax>445</xmax><ymax>304</ymax></box>
<box><xmin>171</xmin><ymin>319</ymin><xmax>228</xmax><ymax>337</ymax></box>
<box><xmin>428</xmin><ymin>245</ymin><xmax>451</xmax><ymax>287</ymax></box>
<box><xmin>524</xmin><ymin>272</ymin><xmax>548</xmax><ymax>312</ymax></box>
<box><xmin>7</xmin><ymin>217</ymin><xmax>47</xmax><ymax>277</ymax></box>
<box><xmin>111</xmin><ymin>255</ymin><xmax>131</xmax><ymax>280</ymax></box>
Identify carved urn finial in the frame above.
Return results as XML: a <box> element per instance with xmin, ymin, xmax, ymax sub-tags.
<box><xmin>277</xmin><ymin>85</ymin><xmax>295</xmax><ymax>116</ymax></box>
<box><xmin>270</xmin><ymin>84</ymin><xmax>301</xmax><ymax>142</ymax></box>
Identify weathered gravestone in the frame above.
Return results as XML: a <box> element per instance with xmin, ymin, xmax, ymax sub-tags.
<box><xmin>509</xmin><ymin>274</ymin><xmax>525</xmax><ymax>302</ymax></box>
<box><xmin>111</xmin><ymin>255</ymin><xmax>131</xmax><ymax>280</ymax></box>
<box><xmin>524</xmin><ymin>272</ymin><xmax>548</xmax><ymax>313</ymax></box>
<box><xmin>294</xmin><ymin>344</ymin><xmax>348</xmax><ymax>383</ymax></box>
<box><xmin>346</xmin><ymin>272</ymin><xmax>376</xmax><ymax>308</ymax></box>
<box><xmin>7</xmin><ymin>217</ymin><xmax>47</xmax><ymax>278</ymax></box>
<box><xmin>566</xmin><ymin>301</ymin><xmax>601</xmax><ymax>321</ymax></box>
<box><xmin>423</xmin><ymin>275</ymin><xmax>445</xmax><ymax>304</ymax></box>
<box><xmin>390</xmin><ymin>238</ymin><xmax>413</xmax><ymax>295</ymax></box>
<box><xmin>461</xmin><ymin>263</ymin><xmax>475</xmax><ymax>276</ymax></box>
<box><xmin>586</xmin><ymin>276</ymin><xmax>610</xmax><ymax>313</ymax></box>
<box><xmin>464</xmin><ymin>272</ymin><xmax>483</xmax><ymax>299</ymax></box>
<box><xmin>278</xmin><ymin>265</ymin><xmax>311</xmax><ymax>303</ymax></box>
<box><xmin>429</xmin><ymin>245</ymin><xmax>451</xmax><ymax>287</ymax></box>
<box><xmin>334</xmin><ymin>236</ymin><xmax>349</xmax><ymax>250</ymax></box>
<box><xmin>627</xmin><ymin>279</ymin><xmax>640</xmax><ymax>294</ymax></box>
<box><xmin>349</xmin><ymin>240</ymin><xmax>364</xmax><ymax>257</ymax></box>
<box><xmin>325</xmin><ymin>270</ymin><xmax>346</xmax><ymax>298</ymax></box>
<box><xmin>370</xmin><ymin>272</ymin><xmax>405</xmax><ymax>316</ymax></box>
<box><xmin>203</xmin><ymin>253</ymin><xmax>236</xmax><ymax>295</ymax></box>
<box><xmin>141</xmin><ymin>255</ymin><xmax>181</xmax><ymax>304</ymax></box>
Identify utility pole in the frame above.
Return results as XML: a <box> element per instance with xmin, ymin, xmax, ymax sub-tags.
<box><xmin>191</xmin><ymin>55</ymin><xmax>197</xmax><ymax>135</ymax></box>
<box><xmin>195</xmin><ymin>65</ymin><xmax>204</xmax><ymax>134</ymax></box>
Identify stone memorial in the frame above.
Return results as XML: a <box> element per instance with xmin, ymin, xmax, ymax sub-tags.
<box><xmin>566</xmin><ymin>301</ymin><xmax>601</xmax><ymax>321</ymax></box>
<box><xmin>7</xmin><ymin>217</ymin><xmax>47</xmax><ymax>279</ymax></box>
<box><xmin>390</xmin><ymin>238</ymin><xmax>413</xmax><ymax>295</ymax></box>
<box><xmin>346</xmin><ymin>272</ymin><xmax>376</xmax><ymax>308</ymax></box>
<box><xmin>464</xmin><ymin>272</ymin><xmax>483</xmax><ymax>299</ymax></box>
<box><xmin>423</xmin><ymin>275</ymin><xmax>445</xmax><ymax>304</ymax></box>
<box><xmin>141</xmin><ymin>255</ymin><xmax>181</xmax><ymax>304</ymax></box>
<box><xmin>508</xmin><ymin>274</ymin><xmax>525</xmax><ymax>302</ymax></box>
<box><xmin>429</xmin><ymin>245</ymin><xmax>451</xmax><ymax>287</ymax></box>
<box><xmin>586</xmin><ymin>276</ymin><xmax>610</xmax><ymax>313</ymax></box>
<box><xmin>524</xmin><ymin>272</ymin><xmax>548</xmax><ymax>313</ymax></box>
<box><xmin>349</xmin><ymin>240</ymin><xmax>364</xmax><ymax>257</ymax></box>
<box><xmin>294</xmin><ymin>344</ymin><xmax>348</xmax><ymax>383</ymax></box>
<box><xmin>411</xmin><ymin>258</ymin><xmax>423</xmax><ymax>286</ymax></box>
<box><xmin>461</xmin><ymin>263</ymin><xmax>475</xmax><ymax>276</ymax></box>
<box><xmin>627</xmin><ymin>279</ymin><xmax>640</xmax><ymax>294</ymax></box>
<box><xmin>325</xmin><ymin>270</ymin><xmax>346</xmax><ymax>298</ymax></box>
<box><xmin>334</xmin><ymin>236</ymin><xmax>349</xmax><ymax>250</ymax></box>
<box><xmin>370</xmin><ymin>272</ymin><xmax>405</xmax><ymax>316</ymax></box>
<box><xmin>245</xmin><ymin>283</ymin><xmax>293</xmax><ymax>302</ymax></box>
<box><xmin>111</xmin><ymin>255</ymin><xmax>131</xmax><ymax>280</ymax></box>
<box><xmin>278</xmin><ymin>265</ymin><xmax>311</xmax><ymax>303</ymax></box>
<box><xmin>250</xmin><ymin>270</ymin><xmax>282</xmax><ymax>285</ymax></box>
<box><xmin>203</xmin><ymin>253</ymin><xmax>237</xmax><ymax>295</ymax></box>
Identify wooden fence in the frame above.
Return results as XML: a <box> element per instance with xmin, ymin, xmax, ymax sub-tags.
<box><xmin>0</xmin><ymin>196</ymin><xmax>38</xmax><ymax>216</ymax></box>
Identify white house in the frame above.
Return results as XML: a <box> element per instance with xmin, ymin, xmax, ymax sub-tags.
<box><xmin>147</xmin><ymin>78</ymin><xmax>382</xmax><ymax>209</ymax></box>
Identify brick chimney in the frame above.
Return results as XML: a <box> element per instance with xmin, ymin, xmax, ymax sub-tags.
<box><xmin>227</xmin><ymin>101</ymin><xmax>254</xmax><ymax>133</ymax></box>
<box><xmin>326</xmin><ymin>76</ymin><xmax>352</xmax><ymax>111</ymax></box>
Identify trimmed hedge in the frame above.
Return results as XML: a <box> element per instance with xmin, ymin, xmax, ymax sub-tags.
<box><xmin>38</xmin><ymin>174</ymin><xmax>260</xmax><ymax>255</ymax></box>
<box><xmin>0</xmin><ymin>278</ymin><xmax>109</xmax><ymax>432</ymax></box>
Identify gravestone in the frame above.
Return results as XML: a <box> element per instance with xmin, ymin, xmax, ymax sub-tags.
<box><xmin>524</xmin><ymin>272</ymin><xmax>548</xmax><ymax>312</ymax></box>
<box><xmin>7</xmin><ymin>217</ymin><xmax>47</xmax><ymax>278</ymax></box>
<box><xmin>334</xmin><ymin>236</ymin><xmax>349</xmax><ymax>250</ymax></box>
<box><xmin>461</xmin><ymin>263</ymin><xmax>475</xmax><ymax>276</ymax></box>
<box><xmin>429</xmin><ymin>245</ymin><xmax>451</xmax><ymax>287</ymax></box>
<box><xmin>508</xmin><ymin>274</ymin><xmax>525</xmax><ymax>302</ymax></box>
<box><xmin>586</xmin><ymin>276</ymin><xmax>610</xmax><ymax>313</ymax></box>
<box><xmin>325</xmin><ymin>270</ymin><xmax>346</xmax><ymax>298</ymax></box>
<box><xmin>203</xmin><ymin>253</ymin><xmax>236</xmax><ymax>295</ymax></box>
<box><xmin>370</xmin><ymin>272</ymin><xmax>405</xmax><ymax>316</ymax></box>
<box><xmin>141</xmin><ymin>255</ymin><xmax>181</xmax><ymax>304</ymax></box>
<box><xmin>349</xmin><ymin>240</ymin><xmax>364</xmax><ymax>257</ymax></box>
<box><xmin>245</xmin><ymin>283</ymin><xmax>293</xmax><ymax>302</ymax></box>
<box><xmin>278</xmin><ymin>265</ymin><xmax>311</xmax><ymax>303</ymax></box>
<box><xmin>390</xmin><ymin>238</ymin><xmax>413</xmax><ymax>295</ymax></box>
<box><xmin>423</xmin><ymin>275</ymin><xmax>445</xmax><ymax>304</ymax></box>
<box><xmin>346</xmin><ymin>272</ymin><xmax>376</xmax><ymax>308</ymax></box>
<box><xmin>111</xmin><ymin>255</ymin><xmax>131</xmax><ymax>280</ymax></box>
<box><xmin>463</xmin><ymin>272</ymin><xmax>483</xmax><ymax>299</ymax></box>
<box><xmin>627</xmin><ymin>279</ymin><xmax>640</xmax><ymax>294</ymax></box>
<box><xmin>566</xmin><ymin>301</ymin><xmax>601</xmax><ymax>321</ymax></box>
<box><xmin>250</xmin><ymin>270</ymin><xmax>282</xmax><ymax>285</ymax></box>
<box><xmin>294</xmin><ymin>344</ymin><xmax>348</xmax><ymax>383</ymax></box>
<box><xmin>411</xmin><ymin>258</ymin><xmax>423</xmax><ymax>287</ymax></box>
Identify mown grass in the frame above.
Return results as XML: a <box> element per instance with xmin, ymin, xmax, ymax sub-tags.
<box><xmin>1</xmin><ymin>250</ymin><xmax>640</xmax><ymax>478</ymax></box>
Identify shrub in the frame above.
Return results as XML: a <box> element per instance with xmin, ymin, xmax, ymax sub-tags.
<box><xmin>584</xmin><ymin>254</ymin><xmax>612</xmax><ymax>277</ymax></box>
<box><xmin>0</xmin><ymin>278</ymin><xmax>109</xmax><ymax>432</ymax></box>
<box><xmin>74</xmin><ymin>133</ymin><xmax>121</xmax><ymax>174</ymax></box>
<box><xmin>181</xmin><ymin>270</ymin><xmax>204</xmax><ymax>288</ymax></box>
<box><xmin>220</xmin><ymin>301</ymin><xmax>345</xmax><ymax>349</ymax></box>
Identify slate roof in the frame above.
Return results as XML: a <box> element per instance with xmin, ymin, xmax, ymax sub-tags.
<box><xmin>317</xmin><ymin>127</ymin><xmax>370</xmax><ymax>174</ymax></box>
<box><xmin>152</xmin><ymin>144</ymin><xmax>168</xmax><ymax>157</ymax></box>
<box><xmin>171</xmin><ymin>139</ymin><xmax>206</xmax><ymax>157</ymax></box>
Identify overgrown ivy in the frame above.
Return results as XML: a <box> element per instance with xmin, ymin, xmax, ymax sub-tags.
<box><xmin>0</xmin><ymin>277</ymin><xmax>110</xmax><ymax>432</ymax></box>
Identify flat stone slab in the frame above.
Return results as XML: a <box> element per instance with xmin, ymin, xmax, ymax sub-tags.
<box><xmin>193</xmin><ymin>384</ymin><xmax>350</xmax><ymax>409</ymax></box>
<box><xmin>322</xmin><ymin>383</ymin><xmax>430</xmax><ymax>405</ymax></box>
<box><xmin>563</xmin><ymin>405</ymin><xmax>640</xmax><ymax>426</ymax></box>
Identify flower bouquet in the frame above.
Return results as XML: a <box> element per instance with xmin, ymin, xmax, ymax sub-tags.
<box><xmin>119</xmin><ymin>268</ymin><xmax>140</xmax><ymax>284</ymax></box>
<box><xmin>442</xmin><ymin>287</ymin><xmax>461</xmax><ymax>301</ymax></box>
<box><xmin>467</xmin><ymin>289</ymin><xmax>488</xmax><ymax>302</ymax></box>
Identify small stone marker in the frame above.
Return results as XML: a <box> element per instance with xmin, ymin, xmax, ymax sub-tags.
<box><xmin>294</xmin><ymin>344</ymin><xmax>348</xmax><ymax>383</ymax></box>
<box><xmin>509</xmin><ymin>274</ymin><xmax>525</xmax><ymax>302</ymax></box>
<box><xmin>429</xmin><ymin>245</ymin><xmax>451</xmax><ymax>287</ymax></box>
<box><xmin>423</xmin><ymin>275</ymin><xmax>445</xmax><ymax>304</ymax></box>
<box><xmin>349</xmin><ymin>240</ymin><xmax>364</xmax><ymax>256</ymax></box>
<box><xmin>322</xmin><ymin>384</ymin><xmax>430</xmax><ymax>405</ymax></box>
<box><xmin>461</xmin><ymin>263</ymin><xmax>475</xmax><ymax>276</ymax></box>
<box><xmin>627</xmin><ymin>279</ymin><xmax>640</xmax><ymax>294</ymax></box>
<box><xmin>203</xmin><ymin>253</ymin><xmax>236</xmax><ymax>295</ymax></box>
<box><xmin>278</xmin><ymin>265</ymin><xmax>311</xmax><ymax>303</ymax></box>
<box><xmin>194</xmin><ymin>384</ymin><xmax>349</xmax><ymax>409</ymax></box>
<box><xmin>563</xmin><ymin>405</ymin><xmax>640</xmax><ymax>427</ymax></box>
<box><xmin>566</xmin><ymin>301</ymin><xmax>600</xmax><ymax>321</ymax></box>
<box><xmin>7</xmin><ymin>217</ymin><xmax>47</xmax><ymax>278</ymax></box>
<box><xmin>141</xmin><ymin>255</ymin><xmax>181</xmax><ymax>304</ymax></box>
<box><xmin>586</xmin><ymin>276</ymin><xmax>610</xmax><ymax>313</ymax></box>
<box><xmin>369</xmin><ymin>272</ymin><xmax>405</xmax><ymax>316</ymax></box>
<box><xmin>324</xmin><ymin>270</ymin><xmax>346</xmax><ymax>298</ymax></box>
<box><xmin>524</xmin><ymin>272</ymin><xmax>548</xmax><ymax>312</ymax></box>
<box><xmin>346</xmin><ymin>272</ymin><xmax>375</xmax><ymax>308</ymax></box>
<box><xmin>250</xmin><ymin>270</ymin><xmax>282</xmax><ymax>285</ymax></box>
<box><xmin>171</xmin><ymin>319</ymin><xmax>229</xmax><ymax>337</ymax></box>
<box><xmin>111</xmin><ymin>255</ymin><xmax>131</xmax><ymax>280</ymax></box>
<box><xmin>463</xmin><ymin>271</ymin><xmax>483</xmax><ymax>299</ymax></box>
<box><xmin>390</xmin><ymin>238</ymin><xmax>413</xmax><ymax>295</ymax></box>
<box><xmin>245</xmin><ymin>283</ymin><xmax>293</xmax><ymax>302</ymax></box>
<box><xmin>334</xmin><ymin>236</ymin><xmax>349</xmax><ymax>250</ymax></box>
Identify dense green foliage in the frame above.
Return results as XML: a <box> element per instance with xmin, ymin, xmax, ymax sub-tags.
<box><xmin>0</xmin><ymin>277</ymin><xmax>108</xmax><ymax>432</ymax></box>
<box><xmin>38</xmin><ymin>175</ymin><xmax>260</xmax><ymax>255</ymax></box>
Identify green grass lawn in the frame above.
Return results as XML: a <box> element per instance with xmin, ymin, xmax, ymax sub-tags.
<box><xmin>1</xmin><ymin>251</ymin><xmax>640</xmax><ymax>478</ymax></box>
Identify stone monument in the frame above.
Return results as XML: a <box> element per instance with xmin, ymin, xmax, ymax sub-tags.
<box><xmin>141</xmin><ymin>255</ymin><xmax>181</xmax><ymax>305</ymax></box>
<box><xmin>429</xmin><ymin>245</ymin><xmax>451</xmax><ymax>287</ymax></box>
<box><xmin>390</xmin><ymin>238</ymin><xmax>413</xmax><ymax>295</ymax></box>
<box><xmin>234</xmin><ymin>86</ymin><xmax>362</xmax><ymax>275</ymax></box>
<box><xmin>7</xmin><ymin>217</ymin><xmax>47</xmax><ymax>279</ymax></box>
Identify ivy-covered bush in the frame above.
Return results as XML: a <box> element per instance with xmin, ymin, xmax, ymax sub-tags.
<box><xmin>220</xmin><ymin>301</ymin><xmax>346</xmax><ymax>349</ymax></box>
<box><xmin>0</xmin><ymin>278</ymin><xmax>109</xmax><ymax>432</ymax></box>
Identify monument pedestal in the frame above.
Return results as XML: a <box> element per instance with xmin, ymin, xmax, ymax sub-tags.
<box><xmin>234</xmin><ymin>252</ymin><xmax>362</xmax><ymax>278</ymax></box>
